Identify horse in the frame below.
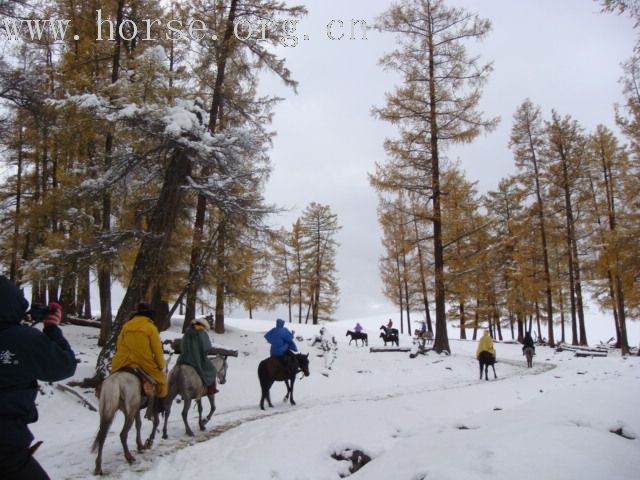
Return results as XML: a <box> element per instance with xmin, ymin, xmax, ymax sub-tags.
<box><xmin>413</xmin><ymin>329</ymin><xmax>433</xmax><ymax>346</ymax></box>
<box><xmin>346</xmin><ymin>330</ymin><xmax>368</xmax><ymax>346</ymax></box>
<box><xmin>162</xmin><ymin>355</ymin><xmax>228</xmax><ymax>439</ymax></box>
<box><xmin>478</xmin><ymin>350</ymin><xmax>497</xmax><ymax>381</ymax></box>
<box><xmin>379</xmin><ymin>330</ymin><xmax>399</xmax><ymax>347</ymax></box>
<box><xmin>92</xmin><ymin>371</ymin><xmax>161</xmax><ymax>475</ymax></box>
<box><xmin>380</xmin><ymin>325</ymin><xmax>399</xmax><ymax>337</ymax></box>
<box><xmin>524</xmin><ymin>346</ymin><xmax>534</xmax><ymax>368</ymax></box>
<box><xmin>258</xmin><ymin>353</ymin><xmax>310</xmax><ymax>410</ymax></box>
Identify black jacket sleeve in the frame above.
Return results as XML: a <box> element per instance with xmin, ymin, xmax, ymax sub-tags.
<box><xmin>31</xmin><ymin>325</ymin><xmax>77</xmax><ymax>382</ymax></box>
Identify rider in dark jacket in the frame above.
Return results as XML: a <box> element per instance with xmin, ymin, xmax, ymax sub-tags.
<box><xmin>522</xmin><ymin>331</ymin><xmax>536</xmax><ymax>355</ymax></box>
<box><xmin>0</xmin><ymin>276</ymin><xmax>77</xmax><ymax>480</ymax></box>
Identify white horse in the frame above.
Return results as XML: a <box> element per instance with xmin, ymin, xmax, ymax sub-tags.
<box><xmin>92</xmin><ymin>370</ymin><xmax>160</xmax><ymax>475</ymax></box>
<box><xmin>162</xmin><ymin>355</ymin><xmax>228</xmax><ymax>438</ymax></box>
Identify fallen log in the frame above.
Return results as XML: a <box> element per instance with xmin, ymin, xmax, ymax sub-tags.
<box><xmin>55</xmin><ymin>383</ymin><xmax>97</xmax><ymax>411</ymax></box>
<box><xmin>64</xmin><ymin>316</ymin><xmax>101</xmax><ymax>328</ymax></box>
<box><xmin>574</xmin><ymin>350</ymin><xmax>608</xmax><ymax>358</ymax></box>
<box><xmin>369</xmin><ymin>347</ymin><xmax>411</xmax><ymax>353</ymax></box>
<box><xmin>167</xmin><ymin>338</ymin><xmax>238</xmax><ymax>357</ymax></box>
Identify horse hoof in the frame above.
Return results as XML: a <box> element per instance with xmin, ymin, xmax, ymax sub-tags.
<box><xmin>162</xmin><ymin>433</ymin><xmax>168</xmax><ymax>440</ymax></box>
<box><xmin>125</xmin><ymin>455</ymin><xmax>135</xmax><ymax>464</ymax></box>
<box><xmin>186</xmin><ymin>430</ymin><xmax>194</xmax><ymax>437</ymax></box>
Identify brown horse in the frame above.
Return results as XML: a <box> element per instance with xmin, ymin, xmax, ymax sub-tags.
<box><xmin>258</xmin><ymin>353</ymin><xmax>310</xmax><ymax>410</ymax></box>
<box><xmin>478</xmin><ymin>351</ymin><xmax>497</xmax><ymax>381</ymax></box>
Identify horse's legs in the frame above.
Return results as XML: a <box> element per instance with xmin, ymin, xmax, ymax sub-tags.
<box><xmin>288</xmin><ymin>376</ymin><xmax>296</xmax><ymax>405</ymax></box>
<box><xmin>283</xmin><ymin>379</ymin><xmax>291</xmax><ymax>402</ymax></box>
<box><xmin>162</xmin><ymin>395</ymin><xmax>174</xmax><ymax>440</ymax></box>
<box><xmin>260</xmin><ymin>378</ymin><xmax>275</xmax><ymax>410</ymax></box>
<box><xmin>479</xmin><ymin>361</ymin><xmax>483</xmax><ymax>380</ymax></box>
<box><xmin>196</xmin><ymin>399</ymin><xmax>205</xmax><ymax>431</ymax></box>
<box><xmin>119</xmin><ymin>413</ymin><xmax>136</xmax><ymax>464</ymax></box>
<box><xmin>203</xmin><ymin>394</ymin><xmax>216</xmax><ymax>426</ymax></box>
<box><xmin>145</xmin><ymin>410</ymin><xmax>160</xmax><ymax>449</ymax></box>
<box><xmin>134</xmin><ymin>410</ymin><xmax>144</xmax><ymax>451</ymax></box>
<box><xmin>491</xmin><ymin>364</ymin><xmax>497</xmax><ymax>379</ymax></box>
<box><xmin>182</xmin><ymin>398</ymin><xmax>194</xmax><ymax>436</ymax></box>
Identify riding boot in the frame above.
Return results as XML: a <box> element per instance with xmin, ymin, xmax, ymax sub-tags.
<box><xmin>285</xmin><ymin>353</ymin><xmax>297</xmax><ymax>376</ymax></box>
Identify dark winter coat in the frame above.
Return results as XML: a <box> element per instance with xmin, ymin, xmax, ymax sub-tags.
<box><xmin>523</xmin><ymin>333</ymin><xmax>535</xmax><ymax>352</ymax></box>
<box><xmin>0</xmin><ymin>277</ymin><xmax>77</xmax><ymax>449</ymax></box>
<box><xmin>264</xmin><ymin>319</ymin><xmax>298</xmax><ymax>357</ymax></box>
<box><xmin>176</xmin><ymin>327</ymin><xmax>216</xmax><ymax>386</ymax></box>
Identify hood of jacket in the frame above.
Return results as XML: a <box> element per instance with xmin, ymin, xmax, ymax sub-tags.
<box><xmin>0</xmin><ymin>276</ymin><xmax>29</xmax><ymax>325</ymax></box>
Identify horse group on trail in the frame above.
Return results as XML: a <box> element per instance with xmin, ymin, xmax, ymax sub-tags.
<box><xmin>379</xmin><ymin>325</ymin><xmax>399</xmax><ymax>347</ymax></box>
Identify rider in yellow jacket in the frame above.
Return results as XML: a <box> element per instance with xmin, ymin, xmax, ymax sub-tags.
<box><xmin>476</xmin><ymin>329</ymin><xmax>496</xmax><ymax>359</ymax></box>
<box><xmin>111</xmin><ymin>303</ymin><xmax>167</xmax><ymax>398</ymax></box>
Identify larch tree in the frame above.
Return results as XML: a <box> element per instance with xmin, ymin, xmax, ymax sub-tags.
<box><xmin>509</xmin><ymin>99</ymin><xmax>556</xmax><ymax>346</ymax></box>
<box><xmin>374</xmin><ymin>0</ymin><xmax>498</xmax><ymax>353</ymax></box>
<box><xmin>545</xmin><ymin>111</ymin><xmax>588</xmax><ymax>346</ymax></box>
<box><xmin>299</xmin><ymin>203</ymin><xmax>341</xmax><ymax>324</ymax></box>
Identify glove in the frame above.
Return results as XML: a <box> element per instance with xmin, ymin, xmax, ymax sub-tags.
<box><xmin>43</xmin><ymin>302</ymin><xmax>62</xmax><ymax>327</ymax></box>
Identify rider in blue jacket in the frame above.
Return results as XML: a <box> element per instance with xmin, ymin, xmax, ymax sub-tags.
<box><xmin>0</xmin><ymin>276</ymin><xmax>77</xmax><ymax>480</ymax></box>
<box><xmin>264</xmin><ymin>318</ymin><xmax>298</xmax><ymax>374</ymax></box>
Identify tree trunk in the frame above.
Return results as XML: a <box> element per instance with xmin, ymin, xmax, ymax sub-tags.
<box><xmin>185</xmin><ymin>0</ymin><xmax>238</xmax><ymax>328</ymax></box>
<box><xmin>427</xmin><ymin>13</ymin><xmax>449</xmax><ymax>354</ymax></box>
<box><xmin>96</xmin><ymin>150</ymin><xmax>191</xmax><ymax>376</ymax></box>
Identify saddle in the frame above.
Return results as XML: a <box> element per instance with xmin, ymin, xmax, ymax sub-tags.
<box><xmin>94</xmin><ymin>367</ymin><xmax>157</xmax><ymax>399</ymax></box>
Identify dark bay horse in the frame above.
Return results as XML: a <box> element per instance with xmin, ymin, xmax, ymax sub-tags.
<box><xmin>478</xmin><ymin>351</ymin><xmax>497</xmax><ymax>381</ymax></box>
<box><xmin>258</xmin><ymin>353</ymin><xmax>310</xmax><ymax>410</ymax></box>
<box><xmin>92</xmin><ymin>371</ymin><xmax>160</xmax><ymax>475</ymax></box>
<box><xmin>346</xmin><ymin>330</ymin><xmax>368</xmax><ymax>346</ymax></box>
<box><xmin>379</xmin><ymin>325</ymin><xmax>399</xmax><ymax>347</ymax></box>
<box><xmin>162</xmin><ymin>355</ymin><xmax>228</xmax><ymax>439</ymax></box>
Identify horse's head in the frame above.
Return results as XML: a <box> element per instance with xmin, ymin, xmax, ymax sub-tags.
<box><xmin>296</xmin><ymin>353</ymin><xmax>310</xmax><ymax>377</ymax></box>
<box><xmin>213</xmin><ymin>355</ymin><xmax>228</xmax><ymax>385</ymax></box>
<box><xmin>345</xmin><ymin>331</ymin><xmax>350</xmax><ymax>336</ymax></box>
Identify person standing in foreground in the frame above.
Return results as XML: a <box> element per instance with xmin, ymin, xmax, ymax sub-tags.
<box><xmin>264</xmin><ymin>318</ymin><xmax>298</xmax><ymax>374</ymax></box>
<box><xmin>0</xmin><ymin>276</ymin><xmax>77</xmax><ymax>480</ymax></box>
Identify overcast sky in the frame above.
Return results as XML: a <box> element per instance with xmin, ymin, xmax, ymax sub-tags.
<box><xmin>242</xmin><ymin>0</ymin><xmax>636</xmax><ymax>322</ymax></box>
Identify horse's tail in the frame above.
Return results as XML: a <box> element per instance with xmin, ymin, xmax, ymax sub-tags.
<box><xmin>92</xmin><ymin>375</ymin><xmax>120</xmax><ymax>453</ymax></box>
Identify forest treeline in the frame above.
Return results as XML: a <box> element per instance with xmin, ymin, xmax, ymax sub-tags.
<box><xmin>371</xmin><ymin>0</ymin><xmax>639</xmax><ymax>354</ymax></box>
<box><xmin>0</xmin><ymin>0</ymin><xmax>341</xmax><ymax>376</ymax></box>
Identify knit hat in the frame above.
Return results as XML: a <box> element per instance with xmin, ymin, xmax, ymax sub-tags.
<box><xmin>192</xmin><ymin>317</ymin><xmax>210</xmax><ymax>330</ymax></box>
<box><xmin>134</xmin><ymin>302</ymin><xmax>154</xmax><ymax>319</ymax></box>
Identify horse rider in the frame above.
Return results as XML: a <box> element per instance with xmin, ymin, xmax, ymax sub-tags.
<box><xmin>111</xmin><ymin>302</ymin><xmax>167</xmax><ymax>414</ymax></box>
<box><xmin>264</xmin><ymin>318</ymin><xmax>298</xmax><ymax>375</ymax></box>
<box><xmin>476</xmin><ymin>329</ymin><xmax>496</xmax><ymax>360</ymax></box>
<box><xmin>387</xmin><ymin>318</ymin><xmax>393</xmax><ymax>329</ymax></box>
<box><xmin>176</xmin><ymin>317</ymin><xmax>218</xmax><ymax>395</ymax></box>
<box><xmin>354</xmin><ymin>322</ymin><xmax>363</xmax><ymax>334</ymax></box>
<box><xmin>522</xmin><ymin>331</ymin><xmax>535</xmax><ymax>355</ymax></box>
<box><xmin>0</xmin><ymin>276</ymin><xmax>77</xmax><ymax>480</ymax></box>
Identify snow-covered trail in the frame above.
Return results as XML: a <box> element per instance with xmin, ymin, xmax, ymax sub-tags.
<box><xmin>58</xmin><ymin>348</ymin><xmax>551</xmax><ymax>479</ymax></box>
<box><xmin>33</xmin><ymin>319</ymin><xmax>640</xmax><ymax>480</ymax></box>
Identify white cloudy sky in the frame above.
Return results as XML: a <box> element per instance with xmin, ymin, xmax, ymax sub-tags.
<box><xmin>246</xmin><ymin>0</ymin><xmax>636</xmax><ymax>321</ymax></box>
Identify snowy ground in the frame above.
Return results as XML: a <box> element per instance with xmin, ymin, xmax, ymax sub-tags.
<box><xmin>30</xmin><ymin>316</ymin><xmax>640</xmax><ymax>480</ymax></box>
